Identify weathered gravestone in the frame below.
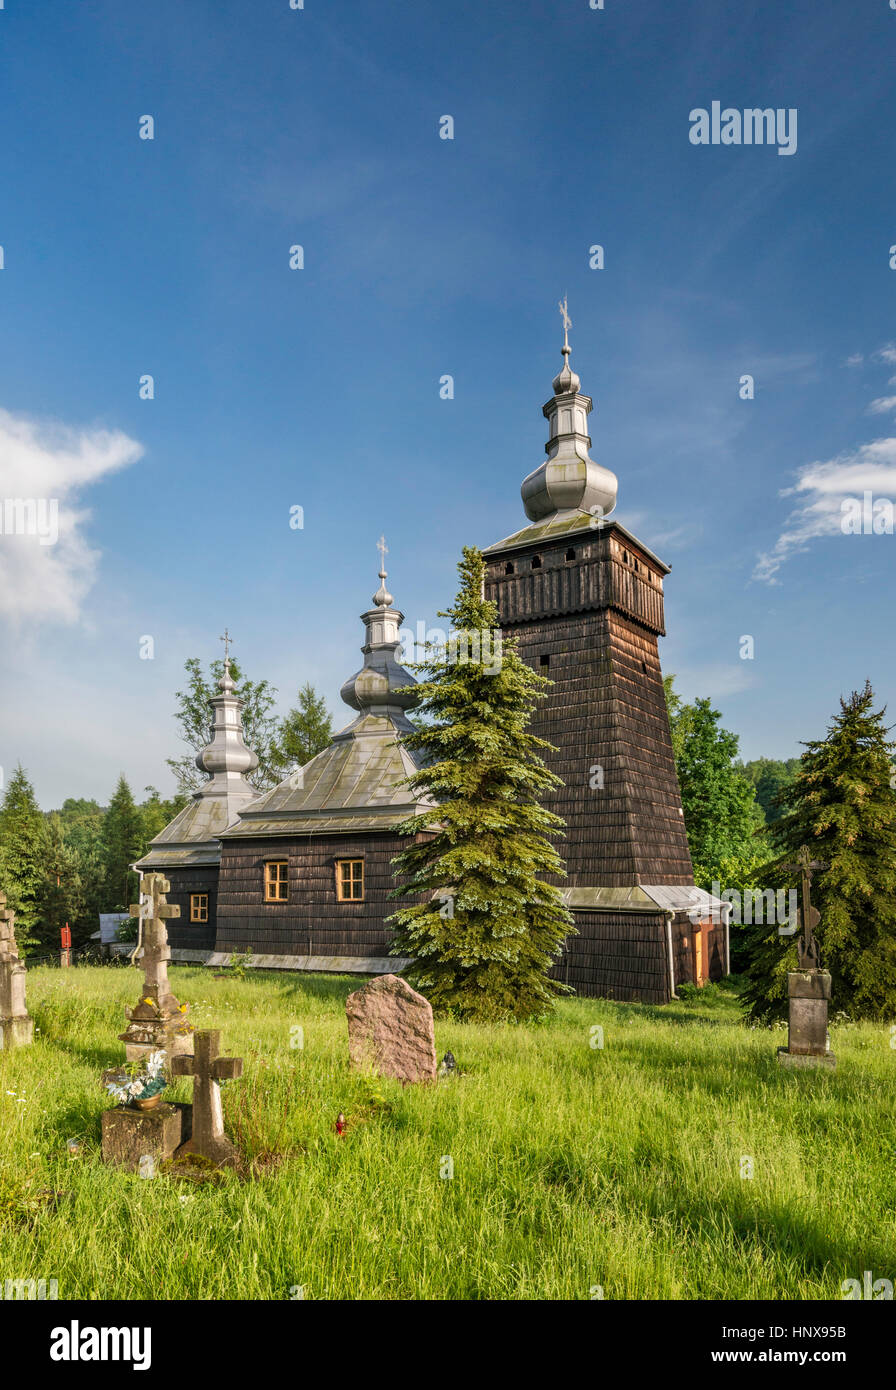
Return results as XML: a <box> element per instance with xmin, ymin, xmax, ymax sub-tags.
<box><xmin>346</xmin><ymin>974</ymin><xmax>437</xmax><ymax>1084</ymax></box>
<box><xmin>172</xmin><ymin>1030</ymin><xmax>243</xmax><ymax>1167</ymax></box>
<box><xmin>101</xmin><ymin>1102</ymin><xmax>192</xmax><ymax>1173</ymax></box>
<box><xmin>0</xmin><ymin>892</ymin><xmax>34</xmax><ymax>1049</ymax></box>
<box><xmin>120</xmin><ymin>873</ymin><xmax>193</xmax><ymax>1064</ymax></box>
<box><xmin>778</xmin><ymin>846</ymin><xmax>836</xmax><ymax>1070</ymax></box>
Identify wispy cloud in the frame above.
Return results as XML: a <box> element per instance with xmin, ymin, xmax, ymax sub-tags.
<box><xmin>0</xmin><ymin>409</ymin><xmax>143</xmax><ymax>626</ymax></box>
<box><xmin>753</xmin><ymin>438</ymin><xmax>896</xmax><ymax>582</ymax></box>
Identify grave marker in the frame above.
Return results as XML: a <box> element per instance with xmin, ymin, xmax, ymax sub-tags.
<box><xmin>0</xmin><ymin>892</ymin><xmax>34</xmax><ymax>1049</ymax></box>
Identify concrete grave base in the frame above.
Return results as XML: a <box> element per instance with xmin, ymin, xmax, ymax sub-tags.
<box><xmin>101</xmin><ymin>1102</ymin><xmax>192</xmax><ymax>1172</ymax></box>
<box><xmin>0</xmin><ymin>1015</ymin><xmax>34</xmax><ymax>1049</ymax></box>
<box><xmin>777</xmin><ymin>1047</ymin><xmax>837</xmax><ymax>1071</ymax></box>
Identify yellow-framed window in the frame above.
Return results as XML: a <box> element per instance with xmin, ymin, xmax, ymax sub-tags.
<box><xmin>190</xmin><ymin>893</ymin><xmax>208</xmax><ymax>923</ymax></box>
<box><xmin>264</xmin><ymin>860</ymin><xmax>289</xmax><ymax>903</ymax></box>
<box><xmin>336</xmin><ymin>859</ymin><xmax>364</xmax><ymax>902</ymax></box>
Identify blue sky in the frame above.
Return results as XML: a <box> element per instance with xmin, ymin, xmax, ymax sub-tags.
<box><xmin>2</xmin><ymin>0</ymin><xmax>895</xmax><ymax>808</ymax></box>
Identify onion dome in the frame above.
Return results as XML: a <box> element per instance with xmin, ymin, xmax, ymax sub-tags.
<box><xmin>340</xmin><ymin>539</ymin><xmax>417</xmax><ymax>717</ymax></box>
<box><xmin>520</xmin><ymin>301</ymin><xmax>618</xmax><ymax>522</ymax></box>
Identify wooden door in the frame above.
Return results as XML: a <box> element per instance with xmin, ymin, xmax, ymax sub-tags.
<box><xmin>693</xmin><ymin>923</ymin><xmax>707</xmax><ymax>986</ymax></box>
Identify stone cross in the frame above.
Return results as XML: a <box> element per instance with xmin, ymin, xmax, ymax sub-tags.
<box><xmin>782</xmin><ymin>845</ymin><xmax>827</xmax><ymax>969</ymax></box>
<box><xmin>128</xmin><ymin>873</ymin><xmax>181</xmax><ymax>1015</ymax></box>
<box><xmin>171</xmin><ymin>1030</ymin><xmax>243</xmax><ymax>1166</ymax></box>
<box><xmin>0</xmin><ymin>892</ymin><xmax>33</xmax><ymax>1048</ymax></box>
<box><xmin>119</xmin><ymin>873</ymin><xmax>191</xmax><ymax>1063</ymax></box>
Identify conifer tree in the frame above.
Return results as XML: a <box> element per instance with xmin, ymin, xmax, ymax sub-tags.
<box><xmin>742</xmin><ymin>682</ymin><xmax>896</xmax><ymax>1021</ymax></box>
<box><xmin>274</xmin><ymin>683</ymin><xmax>332</xmax><ymax>772</ymax></box>
<box><xmin>0</xmin><ymin>765</ymin><xmax>45</xmax><ymax>948</ymax></box>
<box><xmin>36</xmin><ymin>812</ymin><xmax>85</xmax><ymax>950</ymax></box>
<box><xmin>102</xmin><ymin>775</ymin><xmax>143</xmax><ymax>910</ymax></box>
<box><xmin>388</xmin><ymin>547</ymin><xmax>573</xmax><ymax>1022</ymax></box>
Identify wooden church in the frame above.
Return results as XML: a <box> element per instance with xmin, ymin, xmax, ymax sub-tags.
<box><xmin>136</xmin><ymin>321</ymin><xmax>729</xmax><ymax>1001</ymax></box>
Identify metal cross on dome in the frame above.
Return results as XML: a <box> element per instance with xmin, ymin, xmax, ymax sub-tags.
<box><xmin>220</xmin><ymin>628</ymin><xmax>232</xmax><ymax>663</ymax></box>
<box><xmin>558</xmin><ymin>296</ymin><xmax>572</xmax><ymax>350</ymax></box>
<box><xmin>377</xmin><ymin>535</ymin><xmax>388</xmax><ymax>572</ymax></box>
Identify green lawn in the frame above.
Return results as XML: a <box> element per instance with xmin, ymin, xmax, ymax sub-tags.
<box><xmin>0</xmin><ymin>964</ymin><xmax>892</xmax><ymax>1300</ymax></box>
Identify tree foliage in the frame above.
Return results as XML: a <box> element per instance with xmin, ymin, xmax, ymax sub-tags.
<box><xmin>387</xmin><ymin>547</ymin><xmax>573</xmax><ymax>1022</ymax></box>
<box><xmin>166</xmin><ymin>657</ymin><xmax>282</xmax><ymax>794</ymax></box>
<box><xmin>274</xmin><ymin>683</ymin><xmax>332</xmax><ymax>773</ymax></box>
<box><xmin>664</xmin><ymin>681</ymin><xmax>764</xmax><ymax>885</ymax></box>
<box><xmin>741</xmin><ymin>681</ymin><xmax>896</xmax><ymax>1021</ymax></box>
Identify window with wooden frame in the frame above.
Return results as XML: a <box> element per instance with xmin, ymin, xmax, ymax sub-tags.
<box><xmin>335</xmin><ymin>858</ymin><xmax>364</xmax><ymax>902</ymax></box>
<box><xmin>190</xmin><ymin>893</ymin><xmax>208</xmax><ymax>923</ymax></box>
<box><xmin>264</xmin><ymin>860</ymin><xmax>289</xmax><ymax>903</ymax></box>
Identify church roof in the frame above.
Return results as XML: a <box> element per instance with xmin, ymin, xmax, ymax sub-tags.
<box><xmin>219</xmin><ymin>711</ymin><xmax>430</xmax><ymax>838</ymax></box>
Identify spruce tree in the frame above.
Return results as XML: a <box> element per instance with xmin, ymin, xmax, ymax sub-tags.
<box><xmin>742</xmin><ymin>681</ymin><xmax>896</xmax><ymax>1021</ymax></box>
<box><xmin>388</xmin><ymin>547</ymin><xmax>573</xmax><ymax>1022</ymax></box>
<box><xmin>36</xmin><ymin>813</ymin><xmax>85</xmax><ymax>950</ymax></box>
<box><xmin>0</xmin><ymin>764</ymin><xmax>46</xmax><ymax>948</ymax></box>
<box><xmin>102</xmin><ymin>775</ymin><xmax>143</xmax><ymax>910</ymax></box>
<box><xmin>275</xmin><ymin>683</ymin><xmax>332</xmax><ymax>772</ymax></box>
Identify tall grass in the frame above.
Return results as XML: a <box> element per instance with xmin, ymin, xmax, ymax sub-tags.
<box><xmin>0</xmin><ymin>966</ymin><xmax>892</xmax><ymax>1300</ymax></box>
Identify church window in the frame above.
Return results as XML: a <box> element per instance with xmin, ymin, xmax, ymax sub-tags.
<box><xmin>336</xmin><ymin>859</ymin><xmax>364</xmax><ymax>901</ymax></box>
<box><xmin>505</xmin><ymin>562</ymin><xmax>515</xmax><ymax>575</ymax></box>
<box><xmin>539</xmin><ymin>654</ymin><xmax>550</xmax><ymax>668</ymax></box>
<box><xmin>565</xmin><ymin>548</ymin><xmax>575</xmax><ymax>561</ymax></box>
<box><xmin>190</xmin><ymin>894</ymin><xmax>208</xmax><ymax>923</ymax></box>
<box><xmin>264</xmin><ymin>861</ymin><xmax>289</xmax><ymax>902</ymax></box>
<box><xmin>531</xmin><ymin>555</ymin><xmax>542</xmax><ymax>569</ymax></box>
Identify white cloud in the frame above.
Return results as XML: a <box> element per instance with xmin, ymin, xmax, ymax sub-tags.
<box><xmin>844</xmin><ymin>353</ymin><xmax>864</xmax><ymax>367</ymax></box>
<box><xmin>868</xmin><ymin>396</ymin><xmax>896</xmax><ymax>415</ymax></box>
<box><xmin>753</xmin><ymin>438</ymin><xmax>896</xmax><ymax>582</ymax></box>
<box><xmin>874</xmin><ymin>344</ymin><xmax>896</xmax><ymax>365</ymax></box>
<box><xmin>0</xmin><ymin>408</ymin><xmax>142</xmax><ymax>626</ymax></box>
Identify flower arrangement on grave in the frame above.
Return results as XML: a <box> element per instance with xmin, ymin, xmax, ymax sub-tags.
<box><xmin>105</xmin><ymin>1050</ymin><xmax>168</xmax><ymax>1110</ymax></box>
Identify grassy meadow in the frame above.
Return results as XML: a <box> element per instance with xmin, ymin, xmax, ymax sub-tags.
<box><xmin>0</xmin><ymin>963</ymin><xmax>893</xmax><ymax>1301</ymax></box>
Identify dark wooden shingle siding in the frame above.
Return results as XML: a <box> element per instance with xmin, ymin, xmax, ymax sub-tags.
<box><xmin>485</xmin><ymin>535</ymin><xmax>693</xmax><ymax>889</ymax></box>
<box><xmin>553</xmin><ymin>911</ymin><xmax>671</xmax><ymax>1003</ymax></box>
<box><xmin>149</xmin><ymin>866</ymin><xmax>218</xmax><ymax>951</ymax></box>
<box><xmin>214</xmin><ymin>831</ymin><xmax>428</xmax><ymax>957</ymax></box>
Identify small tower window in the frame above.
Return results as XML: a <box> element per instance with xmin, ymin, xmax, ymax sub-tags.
<box><xmin>190</xmin><ymin>894</ymin><xmax>208</xmax><ymax>923</ymax></box>
<box><xmin>565</xmin><ymin>548</ymin><xmax>575</xmax><ymax>562</ymax></box>
<box><xmin>531</xmin><ymin>555</ymin><xmax>542</xmax><ymax>570</ymax></box>
<box><xmin>504</xmin><ymin>562</ymin><xmax>515</xmax><ymax>575</ymax></box>
<box><xmin>641</xmin><ymin>661</ymin><xmax>648</xmax><ymax>674</ymax></box>
<box><xmin>539</xmin><ymin>654</ymin><xmax>550</xmax><ymax>668</ymax></box>
<box><xmin>336</xmin><ymin>859</ymin><xmax>364</xmax><ymax>902</ymax></box>
<box><xmin>264</xmin><ymin>861</ymin><xmax>289</xmax><ymax>903</ymax></box>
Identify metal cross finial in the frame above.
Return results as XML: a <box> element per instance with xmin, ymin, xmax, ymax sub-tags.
<box><xmin>220</xmin><ymin>628</ymin><xmax>232</xmax><ymax>664</ymax></box>
<box><xmin>377</xmin><ymin>535</ymin><xmax>388</xmax><ymax>576</ymax></box>
<box><xmin>558</xmin><ymin>296</ymin><xmax>572</xmax><ymax>352</ymax></box>
<box><xmin>782</xmin><ymin>844</ymin><xmax>828</xmax><ymax>969</ymax></box>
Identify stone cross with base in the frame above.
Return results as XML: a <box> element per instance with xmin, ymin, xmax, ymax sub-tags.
<box><xmin>119</xmin><ymin>873</ymin><xmax>193</xmax><ymax>1064</ymax></box>
<box><xmin>171</xmin><ymin>1030</ymin><xmax>243</xmax><ymax>1167</ymax></box>
<box><xmin>0</xmin><ymin>892</ymin><xmax>34</xmax><ymax>1049</ymax></box>
<box><xmin>778</xmin><ymin>845</ymin><xmax>835</xmax><ymax>1069</ymax></box>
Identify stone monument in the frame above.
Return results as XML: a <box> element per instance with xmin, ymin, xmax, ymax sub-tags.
<box><xmin>171</xmin><ymin>1029</ymin><xmax>243</xmax><ymax>1167</ymax></box>
<box><xmin>777</xmin><ymin>846</ymin><xmax>835</xmax><ymax>1070</ymax></box>
<box><xmin>0</xmin><ymin>892</ymin><xmax>34</xmax><ymax>1049</ymax></box>
<box><xmin>346</xmin><ymin>974</ymin><xmax>437</xmax><ymax>1084</ymax></box>
<box><xmin>120</xmin><ymin>872</ymin><xmax>193</xmax><ymax>1064</ymax></box>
